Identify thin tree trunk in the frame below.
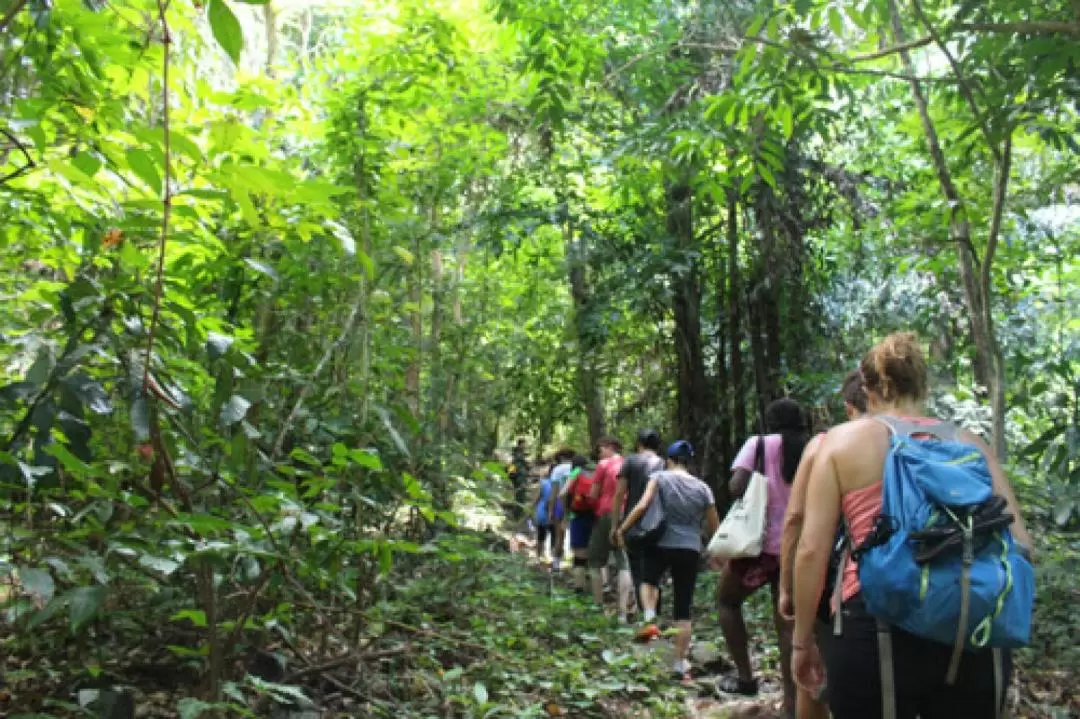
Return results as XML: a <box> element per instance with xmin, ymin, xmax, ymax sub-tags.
<box><xmin>565</xmin><ymin>223</ymin><xmax>606</xmax><ymax>447</ymax></box>
<box><xmin>263</xmin><ymin>3</ymin><xmax>277</xmax><ymax>76</ymax></box>
<box><xmin>888</xmin><ymin>0</ymin><xmax>1009</xmax><ymax>457</ymax></box>
<box><xmin>728</xmin><ymin>191</ymin><xmax>746</xmax><ymax>446</ymax></box>
<box><xmin>667</xmin><ymin>180</ymin><xmax>712</xmax><ymax>486</ymax></box>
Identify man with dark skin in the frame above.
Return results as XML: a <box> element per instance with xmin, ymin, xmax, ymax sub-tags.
<box><xmin>509</xmin><ymin>438</ymin><xmax>529</xmax><ymax>519</ymax></box>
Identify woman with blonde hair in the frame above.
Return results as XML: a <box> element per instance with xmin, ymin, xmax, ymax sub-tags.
<box><xmin>792</xmin><ymin>333</ymin><xmax>1033</xmax><ymax>718</ymax></box>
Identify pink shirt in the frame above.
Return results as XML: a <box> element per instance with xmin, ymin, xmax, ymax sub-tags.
<box><xmin>594</xmin><ymin>455</ymin><xmax>624</xmax><ymax>516</ymax></box>
<box><xmin>731</xmin><ymin>434</ymin><xmax>792</xmax><ymax>556</ymax></box>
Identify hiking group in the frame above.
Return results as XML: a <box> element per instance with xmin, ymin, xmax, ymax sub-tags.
<box><xmin>513</xmin><ymin>332</ymin><xmax>1034</xmax><ymax>719</ymax></box>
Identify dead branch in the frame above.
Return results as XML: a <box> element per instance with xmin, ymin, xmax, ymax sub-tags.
<box><xmin>283</xmin><ymin>646</ymin><xmax>410</xmax><ymax>683</ymax></box>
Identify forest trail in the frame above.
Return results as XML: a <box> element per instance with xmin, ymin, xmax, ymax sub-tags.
<box><xmin>501</xmin><ymin>527</ymin><xmax>789</xmax><ymax>719</ymax></box>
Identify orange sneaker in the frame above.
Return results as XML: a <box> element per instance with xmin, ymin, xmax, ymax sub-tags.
<box><xmin>634</xmin><ymin>623</ymin><xmax>661</xmax><ymax>643</ymax></box>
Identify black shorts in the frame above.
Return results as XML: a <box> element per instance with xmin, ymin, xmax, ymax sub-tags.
<box><xmin>641</xmin><ymin>547</ymin><xmax>700</xmax><ymax>621</ymax></box>
<box><xmin>826</xmin><ymin>595</ymin><xmax>1011</xmax><ymax>719</ymax></box>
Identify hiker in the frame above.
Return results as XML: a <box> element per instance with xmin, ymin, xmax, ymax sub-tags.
<box><xmin>778</xmin><ymin>370</ymin><xmax>867</xmax><ymax>719</ymax></box>
<box><xmin>561</xmin><ymin>454</ymin><xmax>597</xmax><ymax>592</ymax></box>
<box><xmin>587</xmin><ymin>436</ymin><xmax>633</xmax><ymax>621</ymax></box>
<box><xmin>615</xmin><ymin>440</ymin><xmax>720</xmax><ymax>681</ymax></box>
<box><xmin>716</xmin><ymin>398</ymin><xmax>808</xmax><ymax>714</ymax></box>
<box><xmin>611</xmin><ymin>428</ymin><xmax>665</xmax><ymax>614</ymax></box>
<box><xmin>547</xmin><ymin>448</ymin><xmax>574</xmax><ymax>572</ymax></box>
<box><xmin>792</xmin><ymin>332</ymin><xmax>1034</xmax><ymax>719</ymax></box>
<box><xmin>534</xmin><ymin>464</ymin><xmax>558</xmax><ymax>561</ymax></box>
<box><xmin>509</xmin><ymin>438</ymin><xmax>529</xmax><ymax>519</ymax></box>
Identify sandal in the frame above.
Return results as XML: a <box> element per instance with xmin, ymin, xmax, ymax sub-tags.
<box><xmin>715</xmin><ymin>675</ymin><xmax>758</xmax><ymax>696</ymax></box>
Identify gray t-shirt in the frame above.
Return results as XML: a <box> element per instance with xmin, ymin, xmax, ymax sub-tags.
<box><xmin>653</xmin><ymin>470</ymin><xmax>715</xmax><ymax>551</ymax></box>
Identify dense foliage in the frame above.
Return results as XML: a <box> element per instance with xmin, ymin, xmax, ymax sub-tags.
<box><xmin>0</xmin><ymin>0</ymin><xmax>1076</xmax><ymax>716</ymax></box>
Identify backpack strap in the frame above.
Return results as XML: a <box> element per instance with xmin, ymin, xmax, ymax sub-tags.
<box><xmin>993</xmin><ymin>647</ymin><xmax>1005</xmax><ymax>719</ymax></box>
<box><xmin>831</xmin><ymin>541</ymin><xmax>849</xmax><ymax>637</ymax></box>
<box><xmin>876</xmin><ymin>618</ymin><xmax>897</xmax><ymax>719</ymax></box>
<box><xmin>946</xmin><ymin>515</ymin><xmax>976</xmax><ymax>685</ymax></box>
<box><xmin>875</xmin><ymin>415</ymin><xmax>960</xmax><ymax>442</ymax></box>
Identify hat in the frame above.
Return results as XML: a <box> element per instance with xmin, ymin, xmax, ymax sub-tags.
<box><xmin>666</xmin><ymin>440</ymin><xmax>694</xmax><ymax>459</ymax></box>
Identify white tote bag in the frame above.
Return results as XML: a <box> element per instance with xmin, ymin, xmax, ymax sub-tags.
<box><xmin>707</xmin><ymin>436</ymin><xmax>768</xmax><ymax>560</ymax></box>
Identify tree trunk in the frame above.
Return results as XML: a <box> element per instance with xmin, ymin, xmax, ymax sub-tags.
<box><xmin>888</xmin><ymin>0</ymin><xmax>1009</xmax><ymax>457</ymax></box>
<box><xmin>754</xmin><ymin>194</ymin><xmax>784</xmax><ymax>402</ymax></box>
<box><xmin>565</xmin><ymin>223</ymin><xmax>606</xmax><ymax>447</ymax></box>
<box><xmin>667</xmin><ymin>180</ymin><xmax>713</xmax><ymax>486</ymax></box>
<box><xmin>728</xmin><ymin>192</ymin><xmax>746</xmax><ymax>447</ymax></box>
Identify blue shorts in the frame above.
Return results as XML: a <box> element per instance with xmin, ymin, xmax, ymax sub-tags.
<box><xmin>569</xmin><ymin>513</ymin><xmax>595</xmax><ymax>550</ymax></box>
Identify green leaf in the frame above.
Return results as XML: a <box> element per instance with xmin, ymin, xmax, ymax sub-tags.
<box><xmin>208</xmin><ymin>0</ymin><xmax>244</xmax><ymax>65</ymax></box>
<box><xmin>63</xmin><ymin>372</ymin><xmax>112</xmax><ymax>415</ymax></box>
<box><xmin>126</xmin><ymin>148</ymin><xmax>162</xmax><ymax>194</ymax></box>
<box><xmin>45</xmin><ymin>443</ymin><xmax>98</xmax><ymax>477</ymax></box>
<box><xmin>178</xmin><ymin>697</ymin><xmax>213</xmax><ymax>719</ymax></box>
<box><xmin>131</xmin><ymin>396</ymin><xmax>151</xmax><ymax>443</ymax></box>
<box><xmin>26</xmin><ymin>345</ymin><xmax>55</xmax><ymax>385</ymax></box>
<box><xmin>1054</xmin><ymin>501</ymin><xmax>1074</xmax><ymax>527</ymax></box>
<box><xmin>206</xmin><ymin>332</ymin><xmax>234</xmax><ymax>360</ymax></box>
<box><xmin>171</xmin><ymin>609</ymin><xmax>208</xmax><ymax>627</ymax></box>
<box><xmin>350</xmin><ymin>449</ymin><xmax>383</xmax><ymax>470</ymax></box>
<box><xmin>20</xmin><ymin>568</ymin><xmax>55</xmax><ymax>603</ymax></box>
<box><xmin>325</xmin><ymin>220</ymin><xmax>356</xmax><ymax>256</ymax></box>
<box><xmin>68</xmin><ymin>585</ymin><xmax>106</xmax><ymax>632</ymax></box>
<box><xmin>139</xmin><ymin>554</ymin><xmax>181</xmax><ymax>575</ymax></box>
<box><xmin>244</xmin><ymin>258</ymin><xmax>278</xmax><ymax>280</ymax></box>
<box><xmin>473</xmin><ymin>681</ymin><xmax>488</xmax><ymax>705</ymax></box>
<box><xmin>220</xmin><ymin>395</ymin><xmax>251</xmax><ymax>426</ymax></box>
<box><xmin>828</xmin><ymin>6</ymin><xmax>844</xmax><ymax>37</ymax></box>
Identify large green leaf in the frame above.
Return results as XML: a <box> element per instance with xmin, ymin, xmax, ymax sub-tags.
<box><xmin>208</xmin><ymin>0</ymin><xmax>243</xmax><ymax>65</ymax></box>
<box><xmin>126</xmin><ymin>148</ymin><xmax>162</xmax><ymax>194</ymax></box>
<box><xmin>68</xmin><ymin>585</ymin><xmax>106</xmax><ymax>632</ymax></box>
<box><xmin>220</xmin><ymin>395</ymin><xmax>252</xmax><ymax>426</ymax></box>
<box><xmin>178</xmin><ymin>698</ymin><xmax>213</xmax><ymax>719</ymax></box>
<box><xmin>19</xmin><ymin>568</ymin><xmax>55</xmax><ymax>603</ymax></box>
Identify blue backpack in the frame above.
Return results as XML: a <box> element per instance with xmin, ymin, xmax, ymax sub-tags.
<box><xmin>854</xmin><ymin>417</ymin><xmax>1034</xmax><ymax>682</ymax></box>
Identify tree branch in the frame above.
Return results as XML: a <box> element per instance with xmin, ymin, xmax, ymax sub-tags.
<box><xmin>911</xmin><ymin>0</ymin><xmax>1000</xmax><ymax>165</ymax></box>
<box><xmin>0</xmin><ymin>0</ymin><xmax>28</xmax><ymax>35</ymax></box>
<box><xmin>142</xmin><ymin>0</ymin><xmax>172</xmax><ymax>393</ymax></box>
<box><xmin>982</xmin><ymin>132</ymin><xmax>1012</xmax><ymax>294</ymax></box>
<box><xmin>886</xmin><ymin>0</ymin><xmax>964</xmax><ymax>211</ymax></box>
<box><xmin>271</xmin><ymin>293</ymin><xmax>365</xmax><ymax>458</ymax></box>
<box><xmin>849</xmin><ymin>34</ymin><xmax>933</xmax><ymax>62</ymax></box>
<box><xmin>956</xmin><ymin>21</ymin><xmax>1080</xmax><ymax>37</ymax></box>
<box><xmin>0</xmin><ymin>127</ymin><xmax>35</xmax><ymax>184</ymax></box>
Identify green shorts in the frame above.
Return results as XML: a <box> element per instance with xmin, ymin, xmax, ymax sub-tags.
<box><xmin>588</xmin><ymin>513</ymin><xmax>628</xmax><ymax>570</ymax></box>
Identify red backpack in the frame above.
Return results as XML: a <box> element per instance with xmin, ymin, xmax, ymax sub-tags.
<box><xmin>569</xmin><ymin>468</ymin><xmax>597</xmax><ymax>513</ymax></box>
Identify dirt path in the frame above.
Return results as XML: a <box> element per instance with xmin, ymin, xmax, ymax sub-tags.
<box><xmin>504</xmin><ymin>527</ymin><xmax>790</xmax><ymax>719</ymax></box>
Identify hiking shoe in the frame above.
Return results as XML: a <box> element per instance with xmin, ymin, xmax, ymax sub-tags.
<box><xmin>715</xmin><ymin>675</ymin><xmax>758</xmax><ymax>696</ymax></box>
<box><xmin>633</xmin><ymin>624</ymin><xmax>657</xmax><ymax>642</ymax></box>
<box><xmin>671</xmin><ymin>669</ymin><xmax>693</xmax><ymax>685</ymax></box>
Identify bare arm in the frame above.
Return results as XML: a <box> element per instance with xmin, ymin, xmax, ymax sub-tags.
<box><xmin>961</xmin><ymin>430</ymin><xmax>1034</xmax><ymax>554</ymax></box>
<box><xmin>618</xmin><ymin>477</ymin><xmax>659</xmax><ymax>534</ymax></box>
<box><xmin>780</xmin><ymin>435</ymin><xmax>823</xmax><ymax>598</ymax></box>
<box><xmin>610</xmin><ymin>476</ymin><xmax>628</xmax><ymax>530</ymax></box>
<box><xmin>703</xmin><ymin>504</ymin><xmax>720</xmax><ymax>537</ymax></box>
<box><xmin>729</xmin><ymin>468</ymin><xmax>751</xmax><ymax>499</ymax></box>
<box><xmin>793</xmin><ymin>440</ymin><xmax>842</xmax><ymax>647</ymax></box>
